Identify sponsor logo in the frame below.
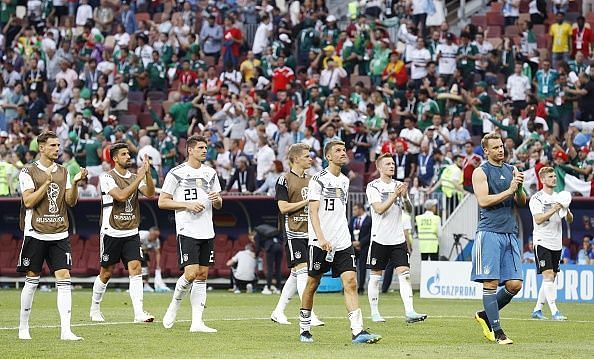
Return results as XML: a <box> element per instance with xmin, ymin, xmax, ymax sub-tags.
<box><xmin>295</xmin><ymin>251</ymin><xmax>302</xmax><ymax>259</ymax></box>
<box><xmin>125</xmin><ymin>197</ymin><xmax>134</xmax><ymax>212</ymax></box>
<box><xmin>183</xmin><ymin>253</ymin><xmax>189</xmax><ymax>262</ymax></box>
<box><xmin>540</xmin><ymin>260</ymin><xmax>546</xmax><ymax>268</ymax></box>
<box><xmin>371</xmin><ymin>258</ymin><xmax>377</xmax><ymax>266</ymax></box>
<box><xmin>35</xmin><ymin>216</ymin><xmax>65</xmax><ymax>223</ymax></box>
<box><xmin>426</xmin><ymin>269</ymin><xmax>477</xmax><ymax>297</ymax></box>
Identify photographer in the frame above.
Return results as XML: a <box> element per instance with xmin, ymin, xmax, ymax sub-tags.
<box><xmin>139</xmin><ymin>227</ymin><xmax>161</xmax><ymax>292</ymax></box>
<box><xmin>226</xmin><ymin>243</ymin><xmax>258</xmax><ymax>294</ymax></box>
<box><xmin>253</xmin><ymin>224</ymin><xmax>283</xmax><ymax>295</ymax></box>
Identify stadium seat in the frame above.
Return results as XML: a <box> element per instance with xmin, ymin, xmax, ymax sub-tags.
<box><xmin>471</xmin><ymin>15</ymin><xmax>487</xmax><ymax>28</ymax></box>
<box><xmin>487</xmin><ymin>26</ymin><xmax>502</xmax><ymax>37</ymax></box>
<box><xmin>162</xmin><ymin>100</ymin><xmax>174</xmax><ymax>114</ymax></box>
<box><xmin>536</xmin><ymin>34</ymin><xmax>551</xmax><ymax>48</ymax></box>
<box><xmin>119</xmin><ymin>114</ymin><xmax>138</xmax><ymax>128</ymax></box>
<box><xmin>486</xmin><ymin>13</ymin><xmax>504</xmax><ymax>27</ymax></box>
<box><xmin>0</xmin><ymin>237</ymin><xmax>18</xmax><ymax>276</ymax></box>
<box><xmin>490</xmin><ymin>2</ymin><xmax>502</xmax><ymax>12</ymax></box>
<box><xmin>127</xmin><ymin>102</ymin><xmax>142</xmax><ymax>115</ymax></box>
<box><xmin>519</xmin><ymin>1</ymin><xmax>529</xmax><ymax>13</ymax></box>
<box><xmin>350</xmin><ymin>75</ymin><xmax>370</xmax><ymax>88</ymax></box>
<box><xmin>147</xmin><ymin>91</ymin><xmax>166</xmax><ymax>102</ymax></box>
<box><xmin>128</xmin><ymin>91</ymin><xmax>144</xmax><ymax>103</ymax></box>
<box><xmin>504</xmin><ymin>26</ymin><xmax>519</xmax><ymax>37</ymax></box>
<box><xmin>234</xmin><ymin>234</ymin><xmax>251</xmax><ymax>251</ymax></box>
<box><xmin>138</xmin><ymin>113</ymin><xmax>155</xmax><ymax>129</ymax></box>
<box><xmin>147</xmin><ymin>101</ymin><xmax>163</xmax><ymax>117</ymax></box>
<box><xmin>135</xmin><ymin>12</ymin><xmax>150</xmax><ymax>23</ymax></box>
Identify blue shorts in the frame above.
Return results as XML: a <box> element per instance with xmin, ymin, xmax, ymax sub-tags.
<box><xmin>470</xmin><ymin>231</ymin><xmax>523</xmax><ymax>284</ymax></box>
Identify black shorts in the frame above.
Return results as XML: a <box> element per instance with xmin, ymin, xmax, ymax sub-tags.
<box><xmin>177</xmin><ymin>235</ymin><xmax>214</xmax><ymax>269</ymax></box>
<box><xmin>285</xmin><ymin>238</ymin><xmax>308</xmax><ymax>268</ymax></box>
<box><xmin>535</xmin><ymin>245</ymin><xmax>562</xmax><ymax>274</ymax></box>
<box><xmin>308</xmin><ymin>245</ymin><xmax>356</xmax><ymax>278</ymax></box>
<box><xmin>366</xmin><ymin>241</ymin><xmax>410</xmax><ymax>270</ymax></box>
<box><xmin>17</xmin><ymin>236</ymin><xmax>72</xmax><ymax>274</ymax></box>
<box><xmin>101</xmin><ymin>233</ymin><xmax>143</xmax><ymax>268</ymax></box>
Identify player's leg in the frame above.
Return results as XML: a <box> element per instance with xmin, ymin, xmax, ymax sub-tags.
<box><xmin>163</xmin><ymin>235</ymin><xmax>198</xmax><ymax>329</ymax></box>
<box><xmin>272</xmin><ymin>265</ymin><xmax>298</xmax><ymax>324</ymax></box>
<box><xmin>90</xmin><ymin>234</ymin><xmax>120</xmax><ymax>321</ymax></box>
<box><xmin>532</xmin><ymin>244</ymin><xmax>548</xmax><ymax>319</ymax></box>
<box><xmin>394</xmin><ymin>242</ymin><xmax>426</xmax><ymax>323</ymax></box>
<box><xmin>16</xmin><ymin>237</ymin><xmax>44</xmax><ymax>340</ymax></box>
<box><xmin>497</xmin><ymin>234</ymin><xmax>523</xmax><ymax>311</ymax></box>
<box><xmin>471</xmin><ymin>231</ymin><xmax>500</xmax><ymax>343</ymax></box>
<box><xmin>189</xmin><ymin>238</ymin><xmax>216</xmax><ymax>333</ymax></box>
<box><xmin>51</xmin><ymin>238</ymin><xmax>82</xmax><ymax>340</ymax></box>
<box><xmin>336</xmin><ymin>247</ymin><xmax>381</xmax><ymax>344</ymax></box>
<box><xmin>90</xmin><ymin>265</ymin><xmax>114</xmax><ymax>321</ymax></box>
<box><xmin>542</xmin><ymin>248</ymin><xmax>565</xmax><ymax>319</ymax></box>
<box><xmin>366</xmin><ymin>242</ymin><xmax>385</xmax><ymax>322</ymax></box>
<box><xmin>123</xmin><ymin>234</ymin><xmax>154</xmax><ymax>322</ymax></box>
<box><xmin>299</xmin><ymin>245</ymin><xmax>325</xmax><ymax>342</ymax></box>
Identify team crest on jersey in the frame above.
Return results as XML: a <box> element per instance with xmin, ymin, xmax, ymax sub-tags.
<box><xmin>102</xmin><ymin>254</ymin><xmax>109</xmax><ymax>262</ymax></box>
<box><xmin>371</xmin><ymin>258</ymin><xmax>377</xmax><ymax>266</ymax></box>
<box><xmin>313</xmin><ymin>262</ymin><xmax>321</xmax><ymax>270</ymax></box>
<box><xmin>295</xmin><ymin>251</ymin><xmax>302</xmax><ymax>259</ymax></box>
<box><xmin>540</xmin><ymin>260</ymin><xmax>546</xmax><ymax>268</ymax></box>
<box><xmin>183</xmin><ymin>253</ymin><xmax>189</xmax><ymax>262</ymax></box>
<box><xmin>483</xmin><ymin>265</ymin><xmax>491</xmax><ymax>275</ymax></box>
<box><xmin>22</xmin><ymin>258</ymin><xmax>30</xmax><ymax>266</ymax></box>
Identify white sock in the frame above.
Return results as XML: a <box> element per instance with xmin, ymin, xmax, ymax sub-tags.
<box><xmin>543</xmin><ymin>280</ymin><xmax>559</xmax><ymax>314</ymax></box>
<box><xmin>190</xmin><ymin>280</ymin><xmax>207</xmax><ymax>325</ymax></box>
<box><xmin>348</xmin><ymin>308</ymin><xmax>364</xmax><ymax>336</ymax></box>
<box><xmin>367</xmin><ymin>274</ymin><xmax>381</xmax><ymax>316</ymax></box>
<box><xmin>534</xmin><ymin>283</ymin><xmax>546</xmax><ymax>311</ymax></box>
<box><xmin>20</xmin><ymin>276</ymin><xmax>39</xmax><ymax>331</ymax></box>
<box><xmin>172</xmin><ymin>275</ymin><xmax>191</xmax><ymax>305</ymax></box>
<box><xmin>398</xmin><ymin>271</ymin><xmax>414</xmax><ymax>314</ymax></box>
<box><xmin>91</xmin><ymin>276</ymin><xmax>108</xmax><ymax>312</ymax></box>
<box><xmin>275</xmin><ymin>271</ymin><xmax>297</xmax><ymax>314</ymax></box>
<box><xmin>56</xmin><ymin>279</ymin><xmax>72</xmax><ymax>335</ymax></box>
<box><xmin>295</xmin><ymin>268</ymin><xmax>308</xmax><ymax>301</ymax></box>
<box><xmin>129</xmin><ymin>274</ymin><xmax>144</xmax><ymax>317</ymax></box>
<box><xmin>299</xmin><ymin>308</ymin><xmax>311</xmax><ymax>334</ymax></box>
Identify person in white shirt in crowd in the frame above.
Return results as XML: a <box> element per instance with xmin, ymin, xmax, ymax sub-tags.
<box><xmin>409</xmin><ymin>37</ymin><xmax>431</xmax><ymax>88</ymax></box>
<box><xmin>77</xmin><ymin>178</ymin><xmax>99</xmax><ymax>198</ymax></box>
<box><xmin>75</xmin><ymin>0</ymin><xmax>93</xmax><ymax>26</ymax></box>
<box><xmin>252</xmin><ymin>14</ymin><xmax>273</xmax><ymax>56</ymax></box>
<box><xmin>399</xmin><ymin>117</ymin><xmax>424</xmax><ymax>157</ymax></box>
<box><xmin>243</xmin><ymin>118</ymin><xmax>259</xmax><ymax>160</ymax></box>
<box><xmin>520</xmin><ymin>106</ymin><xmax>549</xmax><ymax>138</ymax></box>
<box><xmin>261</xmin><ymin>112</ymin><xmax>279</xmax><ymax>139</ymax></box>
<box><xmin>474</xmin><ymin>33</ymin><xmax>493</xmax><ymax>79</ymax></box>
<box><xmin>302</xmin><ymin>125</ymin><xmax>322</xmax><ymax>157</ymax></box>
<box><xmin>436</xmin><ymin>32</ymin><xmax>458</xmax><ymax>81</ymax></box>
<box><xmin>214</xmin><ymin>142</ymin><xmax>232</xmax><ymax>187</ymax></box>
<box><xmin>226</xmin><ymin>244</ymin><xmax>258</xmax><ymax>294</ymax></box>
<box><xmin>449</xmin><ymin>116</ymin><xmax>471</xmax><ymax>155</ymax></box>
<box><xmin>319</xmin><ymin>60</ymin><xmax>347</xmax><ymax>92</ymax></box>
<box><xmin>136</xmin><ymin>136</ymin><xmax>162</xmax><ymax>176</ymax></box>
<box><xmin>256</xmin><ymin>135</ymin><xmax>276</xmax><ymax>187</ymax></box>
<box><xmin>506</xmin><ymin>63</ymin><xmax>531</xmax><ymax>117</ymax></box>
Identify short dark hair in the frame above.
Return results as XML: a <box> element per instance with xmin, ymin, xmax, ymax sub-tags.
<box><xmin>324</xmin><ymin>140</ymin><xmax>345</xmax><ymax>156</ymax></box>
<box><xmin>37</xmin><ymin>131</ymin><xmax>58</xmax><ymax>144</ymax></box>
<box><xmin>187</xmin><ymin>135</ymin><xmax>208</xmax><ymax>150</ymax></box>
<box><xmin>110</xmin><ymin>142</ymin><xmax>129</xmax><ymax>158</ymax></box>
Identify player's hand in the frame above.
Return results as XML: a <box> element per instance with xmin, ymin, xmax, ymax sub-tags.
<box><xmin>396</xmin><ymin>182</ymin><xmax>409</xmax><ymax>197</ymax></box>
<box><xmin>44</xmin><ymin>163</ymin><xmax>56</xmax><ymax>183</ymax></box>
<box><xmin>186</xmin><ymin>202</ymin><xmax>205</xmax><ymax>213</ymax></box>
<box><xmin>208</xmin><ymin>191</ymin><xmax>221</xmax><ymax>204</ymax></box>
<box><xmin>318</xmin><ymin>238</ymin><xmax>332</xmax><ymax>252</ymax></box>
<box><xmin>73</xmin><ymin>168</ymin><xmax>88</xmax><ymax>184</ymax></box>
<box><xmin>553</xmin><ymin>202</ymin><xmax>564</xmax><ymax>212</ymax></box>
<box><xmin>508</xmin><ymin>177</ymin><xmax>520</xmax><ymax>193</ymax></box>
<box><xmin>352</xmin><ymin>240</ymin><xmax>361</xmax><ymax>251</ymax></box>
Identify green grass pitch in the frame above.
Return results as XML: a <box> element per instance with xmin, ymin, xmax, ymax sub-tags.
<box><xmin>0</xmin><ymin>289</ymin><xmax>592</xmax><ymax>358</ymax></box>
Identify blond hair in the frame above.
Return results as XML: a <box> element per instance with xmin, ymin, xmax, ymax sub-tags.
<box><xmin>287</xmin><ymin>143</ymin><xmax>311</xmax><ymax>165</ymax></box>
<box><xmin>538</xmin><ymin>166</ymin><xmax>555</xmax><ymax>179</ymax></box>
<box><xmin>481</xmin><ymin>132</ymin><xmax>502</xmax><ymax>150</ymax></box>
<box><xmin>375</xmin><ymin>152</ymin><xmax>393</xmax><ymax>167</ymax></box>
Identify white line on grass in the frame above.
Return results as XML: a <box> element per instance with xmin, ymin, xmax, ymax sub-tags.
<box><xmin>1</xmin><ymin>315</ymin><xmax>593</xmax><ymax>331</ymax></box>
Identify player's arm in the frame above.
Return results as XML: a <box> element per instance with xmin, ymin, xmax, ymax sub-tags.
<box><xmin>532</xmin><ymin>201</ymin><xmax>562</xmax><ymax>225</ymax></box>
<box><xmin>275</xmin><ymin>176</ymin><xmax>307</xmax><ymax>213</ymax></box>
<box><xmin>472</xmin><ymin>167</ymin><xmax>516</xmax><ymax>207</ymax></box>
<box><xmin>138</xmin><ymin>155</ymin><xmax>155</xmax><ymax>197</ymax></box>
<box><xmin>370</xmin><ymin>191</ymin><xmax>398</xmax><ymax>215</ymax></box>
<box><xmin>21</xmin><ymin>171</ymin><xmax>52</xmax><ymax>209</ymax></box>
<box><xmin>278</xmin><ymin>200</ymin><xmax>307</xmax><ymax>213</ymax></box>
<box><xmin>309</xmin><ymin>200</ymin><xmax>331</xmax><ymax>251</ymax></box>
<box><xmin>404</xmin><ymin>229</ymin><xmax>413</xmax><ymax>253</ymax></box>
<box><xmin>109</xmin><ymin>174</ymin><xmax>145</xmax><ymax>202</ymax></box>
<box><xmin>565</xmin><ymin>209</ymin><xmax>574</xmax><ymax>224</ymax></box>
<box><xmin>66</xmin><ymin>168</ymin><xmax>88</xmax><ymax>207</ymax></box>
<box><xmin>513</xmin><ymin>168</ymin><xmax>527</xmax><ymax>207</ymax></box>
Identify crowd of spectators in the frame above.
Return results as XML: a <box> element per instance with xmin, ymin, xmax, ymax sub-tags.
<box><xmin>0</xmin><ymin>0</ymin><xmax>593</xmax><ymax>223</ymax></box>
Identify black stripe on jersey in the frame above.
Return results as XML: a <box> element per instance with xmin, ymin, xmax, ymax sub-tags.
<box><xmin>170</xmin><ymin>163</ymin><xmax>186</xmax><ymax>172</ymax></box>
<box><xmin>276</xmin><ymin>174</ymin><xmax>287</xmax><ymax>187</ymax></box>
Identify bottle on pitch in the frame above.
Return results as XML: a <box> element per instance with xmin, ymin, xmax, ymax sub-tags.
<box><xmin>325</xmin><ymin>249</ymin><xmax>336</xmax><ymax>263</ymax></box>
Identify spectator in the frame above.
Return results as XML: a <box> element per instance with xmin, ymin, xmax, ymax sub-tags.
<box><xmin>119</xmin><ymin>1</ymin><xmax>137</xmax><ymax>35</ymax></box>
<box><xmin>225</xmin><ymin>156</ymin><xmax>257</xmax><ymax>193</ymax></box>
<box><xmin>77</xmin><ymin>178</ymin><xmax>99</xmax><ymax>198</ymax></box>
<box><xmin>410</xmin><ymin>37</ymin><xmax>431</xmax><ymax>89</ymax></box>
<box><xmin>534</xmin><ymin>59</ymin><xmax>558</xmax><ymax>100</ymax></box>
<box><xmin>507</xmin><ymin>63</ymin><xmax>531</xmax><ymax>116</ymax></box>
<box><xmin>577</xmin><ymin>236</ymin><xmax>593</xmax><ymax>265</ymax></box>
<box><xmin>349</xmin><ymin>203</ymin><xmax>371</xmax><ymax>295</ymax></box>
<box><xmin>255</xmin><ymin>135</ymin><xmax>275</xmax><ymax>187</ymax></box>
<box><xmin>529</xmin><ymin>1</ymin><xmax>547</xmax><ymax>25</ymax></box>
<box><xmin>522</xmin><ymin>241</ymin><xmax>536</xmax><ymax>263</ymax></box>
<box><xmin>139</xmin><ymin>227</ymin><xmax>161</xmax><ymax>292</ymax></box>
<box><xmin>502</xmin><ymin>0</ymin><xmax>520</xmax><ymax>26</ymax></box>
<box><xmin>549</xmin><ymin>12</ymin><xmax>572</xmax><ymax>68</ymax></box>
<box><xmin>136</xmin><ymin>135</ymin><xmax>161</xmax><ymax>176</ymax></box>
<box><xmin>462</xmin><ymin>141</ymin><xmax>482</xmax><ymax>192</ymax></box>
<box><xmin>436</xmin><ymin>32</ymin><xmax>458</xmax><ymax>82</ymax></box>
<box><xmin>254</xmin><ymin>160</ymin><xmax>283</xmax><ymax>197</ymax></box>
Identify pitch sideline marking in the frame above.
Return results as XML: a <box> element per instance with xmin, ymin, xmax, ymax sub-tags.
<box><xmin>1</xmin><ymin>315</ymin><xmax>593</xmax><ymax>331</ymax></box>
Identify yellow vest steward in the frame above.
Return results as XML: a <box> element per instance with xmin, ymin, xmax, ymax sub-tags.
<box><xmin>415</xmin><ymin>213</ymin><xmax>440</xmax><ymax>254</ymax></box>
<box><xmin>441</xmin><ymin>164</ymin><xmax>462</xmax><ymax>199</ymax></box>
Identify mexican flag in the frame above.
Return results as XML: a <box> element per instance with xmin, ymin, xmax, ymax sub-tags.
<box><xmin>522</xmin><ymin>166</ymin><xmax>594</xmax><ymax>197</ymax></box>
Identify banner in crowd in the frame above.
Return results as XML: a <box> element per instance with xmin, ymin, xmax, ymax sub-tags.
<box><xmin>420</xmin><ymin>261</ymin><xmax>594</xmax><ymax>303</ymax></box>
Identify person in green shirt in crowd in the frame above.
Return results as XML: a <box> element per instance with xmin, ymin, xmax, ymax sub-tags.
<box><xmin>115</xmin><ymin>47</ymin><xmax>132</xmax><ymax>78</ymax></box>
<box><xmin>147</xmin><ymin>50</ymin><xmax>167</xmax><ymax>90</ymax></box>
<box><xmin>456</xmin><ymin>32</ymin><xmax>478</xmax><ymax>86</ymax></box>
<box><xmin>168</xmin><ymin>92</ymin><xmax>203</xmax><ymax>137</ymax></box>
<box><xmin>553</xmin><ymin>72</ymin><xmax>576</xmax><ymax>134</ymax></box>
<box><xmin>416</xmin><ymin>88</ymin><xmax>440</xmax><ymax>131</ymax></box>
<box><xmin>469</xmin><ymin>81</ymin><xmax>491</xmax><ymax>136</ymax></box>
<box><xmin>369</xmin><ymin>34</ymin><xmax>391</xmax><ymax>86</ymax></box>
<box><xmin>272</xmin><ymin>34</ymin><xmax>291</xmax><ymax>59</ymax></box>
<box><xmin>0</xmin><ymin>0</ymin><xmax>17</xmax><ymax>27</ymax></box>
<box><xmin>62</xmin><ymin>149</ymin><xmax>81</xmax><ymax>183</ymax></box>
<box><xmin>254</xmin><ymin>90</ymin><xmax>271</xmax><ymax>113</ymax></box>
<box><xmin>0</xmin><ymin>152</ymin><xmax>13</xmax><ymax>196</ymax></box>
<box><xmin>465</xmin><ymin>90</ymin><xmax>521</xmax><ymax>146</ymax></box>
<box><xmin>159</xmin><ymin>33</ymin><xmax>174</xmax><ymax>65</ymax></box>
<box><xmin>84</xmin><ymin>130</ymin><xmax>103</xmax><ymax>170</ymax></box>
<box><xmin>127</xmin><ymin>54</ymin><xmax>144</xmax><ymax>91</ymax></box>
<box><xmin>146</xmin><ymin>98</ymin><xmax>180</xmax><ymax>140</ymax></box>
<box><xmin>189</xmin><ymin>49</ymin><xmax>207</xmax><ymax>72</ymax></box>
<box><xmin>297</xmin><ymin>20</ymin><xmax>318</xmax><ymax>66</ymax></box>
<box><xmin>566</xmin><ymin>146</ymin><xmax>594</xmax><ymax>181</ymax></box>
<box><xmin>321</xmin><ymin>15</ymin><xmax>340</xmax><ymax>47</ymax></box>
<box><xmin>157</xmin><ymin>129</ymin><xmax>177</xmax><ymax>175</ymax></box>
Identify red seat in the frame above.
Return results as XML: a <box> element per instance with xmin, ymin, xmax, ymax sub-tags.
<box><xmin>138</xmin><ymin>113</ymin><xmax>155</xmax><ymax>129</ymax></box>
<box><xmin>135</xmin><ymin>12</ymin><xmax>150</xmax><ymax>24</ymax></box>
<box><xmin>128</xmin><ymin>91</ymin><xmax>144</xmax><ymax>103</ymax></box>
<box><xmin>147</xmin><ymin>91</ymin><xmax>166</xmax><ymax>102</ymax></box>
<box><xmin>234</xmin><ymin>234</ymin><xmax>251</xmax><ymax>251</ymax></box>
<box><xmin>504</xmin><ymin>25</ymin><xmax>519</xmax><ymax>37</ymax></box>
<box><xmin>533</xmin><ymin>24</ymin><xmax>546</xmax><ymax>35</ymax></box>
<box><xmin>487</xmin><ymin>26</ymin><xmax>502</xmax><ymax>37</ymax></box>
<box><xmin>471</xmin><ymin>15</ymin><xmax>487</xmax><ymax>28</ymax></box>
<box><xmin>119</xmin><ymin>114</ymin><xmax>138</xmax><ymax>128</ymax></box>
<box><xmin>0</xmin><ymin>244</ymin><xmax>18</xmax><ymax>276</ymax></box>
<box><xmin>127</xmin><ymin>102</ymin><xmax>142</xmax><ymax>114</ymax></box>
<box><xmin>486</xmin><ymin>12</ymin><xmax>504</xmax><ymax>27</ymax></box>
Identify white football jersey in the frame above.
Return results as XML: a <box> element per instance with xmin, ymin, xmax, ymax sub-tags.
<box><xmin>529</xmin><ymin>190</ymin><xmax>563</xmax><ymax>251</ymax></box>
<box><xmin>366</xmin><ymin>178</ymin><xmax>406</xmax><ymax>246</ymax></box>
<box><xmin>161</xmin><ymin>163</ymin><xmax>221</xmax><ymax>240</ymax></box>
<box><xmin>99</xmin><ymin>170</ymin><xmax>146</xmax><ymax>238</ymax></box>
<box><xmin>307</xmin><ymin>169</ymin><xmax>351</xmax><ymax>251</ymax></box>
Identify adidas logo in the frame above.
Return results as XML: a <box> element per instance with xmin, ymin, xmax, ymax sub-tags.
<box><xmin>500</xmin><ymin>175</ymin><xmax>505</xmax><ymax>180</ymax></box>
